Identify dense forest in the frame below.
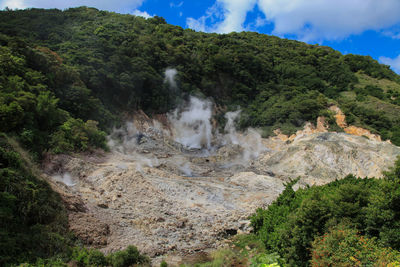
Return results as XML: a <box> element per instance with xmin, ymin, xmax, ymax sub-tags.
<box><xmin>1</xmin><ymin>7</ymin><xmax>400</xmax><ymax>157</ymax></box>
<box><xmin>1</xmin><ymin>7</ymin><xmax>400</xmax><ymax>267</ymax></box>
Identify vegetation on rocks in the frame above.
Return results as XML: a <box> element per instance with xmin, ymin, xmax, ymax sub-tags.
<box><xmin>251</xmin><ymin>158</ymin><xmax>400</xmax><ymax>266</ymax></box>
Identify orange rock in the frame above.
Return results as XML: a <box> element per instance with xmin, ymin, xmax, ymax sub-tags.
<box><xmin>317</xmin><ymin>117</ymin><xmax>329</xmax><ymax>132</ymax></box>
<box><xmin>273</xmin><ymin>117</ymin><xmax>327</xmax><ymax>142</ymax></box>
<box><xmin>273</xmin><ymin>105</ymin><xmax>387</xmax><ymax>143</ymax></box>
<box><xmin>329</xmin><ymin>105</ymin><xmax>347</xmax><ymax>128</ymax></box>
<box><xmin>328</xmin><ymin>105</ymin><xmax>384</xmax><ymax>142</ymax></box>
<box><xmin>273</xmin><ymin>129</ymin><xmax>290</xmax><ymax>142</ymax></box>
<box><xmin>344</xmin><ymin>126</ymin><xmax>381</xmax><ymax>142</ymax></box>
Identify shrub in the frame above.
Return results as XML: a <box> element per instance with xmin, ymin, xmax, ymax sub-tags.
<box><xmin>250</xmin><ymin>170</ymin><xmax>400</xmax><ymax>266</ymax></box>
<box><xmin>311</xmin><ymin>225</ymin><xmax>400</xmax><ymax>267</ymax></box>
<box><xmin>107</xmin><ymin>245</ymin><xmax>149</xmax><ymax>267</ymax></box>
<box><xmin>71</xmin><ymin>247</ymin><xmax>108</xmax><ymax>267</ymax></box>
<box><xmin>50</xmin><ymin>118</ymin><xmax>107</xmax><ymax>153</ymax></box>
<box><xmin>250</xmin><ymin>253</ymin><xmax>282</xmax><ymax>267</ymax></box>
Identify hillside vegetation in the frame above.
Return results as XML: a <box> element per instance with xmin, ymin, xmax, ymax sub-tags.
<box><xmin>0</xmin><ymin>133</ymin><xmax>151</xmax><ymax>266</ymax></box>
<box><xmin>0</xmin><ymin>7</ymin><xmax>400</xmax><ymax>157</ymax></box>
<box><xmin>250</xmin><ymin>158</ymin><xmax>400</xmax><ymax>266</ymax></box>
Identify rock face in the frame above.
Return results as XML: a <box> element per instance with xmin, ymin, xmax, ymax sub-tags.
<box><xmin>259</xmin><ymin>132</ymin><xmax>400</xmax><ymax>185</ymax></box>
<box><xmin>69</xmin><ymin>212</ymin><xmax>110</xmax><ymax>246</ymax></box>
<box><xmin>43</xmin><ymin>115</ymin><xmax>400</xmax><ymax>264</ymax></box>
<box><xmin>329</xmin><ymin>105</ymin><xmax>383</xmax><ymax>142</ymax></box>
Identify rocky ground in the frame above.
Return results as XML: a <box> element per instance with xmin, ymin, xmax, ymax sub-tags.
<box><xmin>42</xmin><ymin>112</ymin><xmax>400</xmax><ymax>266</ymax></box>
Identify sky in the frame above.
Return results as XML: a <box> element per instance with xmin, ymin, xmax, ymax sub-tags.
<box><xmin>1</xmin><ymin>0</ymin><xmax>400</xmax><ymax>74</ymax></box>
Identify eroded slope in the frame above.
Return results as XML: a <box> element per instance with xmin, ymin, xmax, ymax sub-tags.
<box><xmin>43</xmin><ymin>114</ymin><xmax>400</xmax><ymax>264</ymax></box>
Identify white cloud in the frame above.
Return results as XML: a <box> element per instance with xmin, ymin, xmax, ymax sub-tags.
<box><xmin>254</xmin><ymin>16</ymin><xmax>268</xmax><ymax>28</ymax></box>
<box><xmin>0</xmin><ymin>0</ymin><xmax>145</xmax><ymax>13</ymax></box>
<box><xmin>382</xmin><ymin>26</ymin><xmax>400</xmax><ymax>39</ymax></box>
<box><xmin>1</xmin><ymin>0</ymin><xmax>25</xmax><ymax>9</ymax></box>
<box><xmin>170</xmin><ymin>1</ymin><xmax>183</xmax><ymax>8</ymax></box>
<box><xmin>132</xmin><ymin>9</ymin><xmax>152</xmax><ymax>19</ymax></box>
<box><xmin>257</xmin><ymin>0</ymin><xmax>400</xmax><ymax>41</ymax></box>
<box><xmin>186</xmin><ymin>0</ymin><xmax>256</xmax><ymax>33</ymax></box>
<box><xmin>386</xmin><ymin>33</ymin><xmax>400</xmax><ymax>39</ymax></box>
<box><xmin>187</xmin><ymin>16</ymin><xmax>207</xmax><ymax>32</ymax></box>
<box><xmin>186</xmin><ymin>3</ymin><xmax>222</xmax><ymax>32</ymax></box>
<box><xmin>216</xmin><ymin>0</ymin><xmax>257</xmax><ymax>33</ymax></box>
<box><xmin>380</xmin><ymin>55</ymin><xmax>400</xmax><ymax>74</ymax></box>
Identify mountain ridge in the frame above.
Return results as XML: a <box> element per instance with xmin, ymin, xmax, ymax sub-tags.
<box><xmin>1</xmin><ymin>6</ymin><xmax>400</xmax><ymax>154</ymax></box>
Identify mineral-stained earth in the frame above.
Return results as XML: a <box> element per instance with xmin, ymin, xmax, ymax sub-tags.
<box><xmin>42</xmin><ymin>113</ymin><xmax>400</xmax><ymax>265</ymax></box>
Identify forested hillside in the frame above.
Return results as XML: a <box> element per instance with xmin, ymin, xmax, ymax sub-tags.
<box><xmin>1</xmin><ymin>6</ymin><xmax>400</xmax><ymax>157</ymax></box>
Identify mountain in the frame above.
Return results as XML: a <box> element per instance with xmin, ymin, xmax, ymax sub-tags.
<box><xmin>1</xmin><ymin>7</ymin><xmax>400</xmax><ymax>267</ymax></box>
<box><xmin>1</xmin><ymin>7</ymin><xmax>400</xmax><ymax>157</ymax></box>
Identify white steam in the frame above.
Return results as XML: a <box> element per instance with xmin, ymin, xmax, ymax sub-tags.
<box><xmin>238</xmin><ymin>128</ymin><xmax>267</xmax><ymax>163</ymax></box>
<box><xmin>168</xmin><ymin>96</ymin><xmax>213</xmax><ymax>150</ymax></box>
<box><xmin>164</xmin><ymin>68</ymin><xmax>178</xmax><ymax>90</ymax></box>
<box><xmin>107</xmin><ymin>122</ymin><xmax>160</xmax><ymax>173</ymax></box>
<box><xmin>179</xmin><ymin>162</ymin><xmax>193</xmax><ymax>176</ymax></box>
<box><xmin>223</xmin><ymin>110</ymin><xmax>267</xmax><ymax>166</ymax></box>
<box><xmin>170</xmin><ymin>155</ymin><xmax>193</xmax><ymax>176</ymax></box>
<box><xmin>135</xmin><ymin>155</ymin><xmax>159</xmax><ymax>173</ymax></box>
<box><xmin>106</xmin><ymin>69</ymin><xmax>267</xmax><ymax>172</ymax></box>
<box><xmin>167</xmin><ymin>97</ymin><xmax>267</xmax><ymax>165</ymax></box>
<box><xmin>107</xmin><ymin>122</ymin><xmax>139</xmax><ymax>154</ymax></box>
<box><xmin>53</xmin><ymin>172</ymin><xmax>76</xmax><ymax>187</ymax></box>
<box><xmin>224</xmin><ymin>110</ymin><xmax>241</xmax><ymax>145</ymax></box>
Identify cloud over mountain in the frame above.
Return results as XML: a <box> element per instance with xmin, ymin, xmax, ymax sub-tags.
<box><xmin>380</xmin><ymin>55</ymin><xmax>400</xmax><ymax>74</ymax></box>
<box><xmin>258</xmin><ymin>0</ymin><xmax>400</xmax><ymax>41</ymax></box>
<box><xmin>186</xmin><ymin>0</ymin><xmax>256</xmax><ymax>33</ymax></box>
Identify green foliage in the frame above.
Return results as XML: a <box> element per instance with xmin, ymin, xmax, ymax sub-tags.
<box><xmin>20</xmin><ymin>258</ymin><xmax>68</xmax><ymax>267</ymax></box>
<box><xmin>250</xmin><ymin>253</ymin><xmax>282</xmax><ymax>267</ymax></box>
<box><xmin>339</xmin><ymin>99</ymin><xmax>400</xmax><ymax>145</ymax></box>
<box><xmin>0</xmin><ymin>134</ymin><xmax>73</xmax><ymax>266</ymax></box>
<box><xmin>192</xmin><ymin>249</ymin><xmax>243</xmax><ymax>267</ymax></box>
<box><xmin>343</xmin><ymin>54</ymin><xmax>398</xmax><ymax>80</ymax></box>
<box><xmin>107</xmin><ymin>245</ymin><xmax>149</xmax><ymax>267</ymax></box>
<box><xmin>21</xmin><ymin>245</ymin><xmax>149</xmax><ymax>267</ymax></box>
<box><xmin>318</xmin><ymin>109</ymin><xmax>343</xmax><ymax>132</ymax></box>
<box><xmin>50</xmin><ymin>118</ymin><xmax>107</xmax><ymax>153</ymax></box>
<box><xmin>70</xmin><ymin>247</ymin><xmax>108</xmax><ymax>267</ymax></box>
<box><xmin>311</xmin><ymin>224</ymin><xmax>400</xmax><ymax>267</ymax></box>
<box><xmin>251</xmin><ymin>158</ymin><xmax>400</xmax><ymax>266</ymax></box>
<box><xmin>1</xmin><ymin>7</ymin><xmax>398</xmax><ymax>139</ymax></box>
<box><xmin>0</xmin><ymin>36</ymin><xmax>110</xmax><ymax>156</ymax></box>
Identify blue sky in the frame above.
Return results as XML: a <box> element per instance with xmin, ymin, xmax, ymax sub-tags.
<box><xmin>2</xmin><ymin>0</ymin><xmax>400</xmax><ymax>74</ymax></box>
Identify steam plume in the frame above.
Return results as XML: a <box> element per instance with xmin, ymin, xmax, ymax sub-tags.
<box><xmin>168</xmin><ymin>96</ymin><xmax>213</xmax><ymax>149</ymax></box>
<box><xmin>224</xmin><ymin>110</ymin><xmax>241</xmax><ymax>145</ymax></box>
<box><xmin>53</xmin><ymin>172</ymin><xmax>76</xmax><ymax>187</ymax></box>
<box><xmin>107</xmin><ymin>122</ymin><xmax>160</xmax><ymax>173</ymax></box>
<box><xmin>223</xmin><ymin>110</ymin><xmax>267</xmax><ymax>165</ymax></box>
<box><xmin>164</xmin><ymin>68</ymin><xmax>178</xmax><ymax>90</ymax></box>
